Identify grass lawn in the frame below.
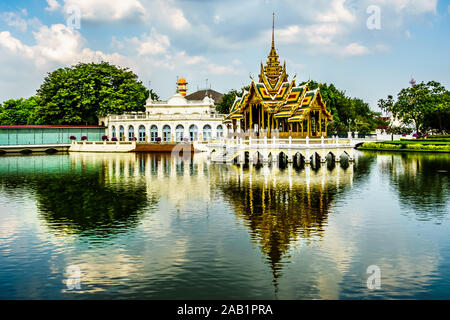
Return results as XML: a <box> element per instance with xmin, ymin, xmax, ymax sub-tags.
<box><xmin>382</xmin><ymin>140</ymin><xmax>450</xmax><ymax>145</ymax></box>
<box><xmin>357</xmin><ymin>140</ymin><xmax>450</xmax><ymax>152</ymax></box>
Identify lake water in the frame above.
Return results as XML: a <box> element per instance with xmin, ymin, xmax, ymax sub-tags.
<box><xmin>0</xmin><ymin>151</ymin><xmax>449</xmax><ymax>299</ymax></box>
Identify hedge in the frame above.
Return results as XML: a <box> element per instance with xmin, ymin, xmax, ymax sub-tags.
<box><xmin>358</xmin><ymin>142</ymin><xmax>450</xmax><ymax>152</ymax></box>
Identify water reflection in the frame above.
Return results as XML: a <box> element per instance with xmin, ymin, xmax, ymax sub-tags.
<box><xmin>0</xmin><ymin>154</ymin><xmax>153</xmax><ymax>237</ymax></box>
<box><xmin>0</xmin><ymin>151</ymin><xmax>449</xmax><ymax>299</ymax></box>
<box><xmin>216</xmin><ymin>163</ymin><xmax>354</xmax><ymax>289</ymax></box>
<box><xmin>371</xmin><ymin>151</ymin><xmax>449</xmax><ymax>222</ymax></box>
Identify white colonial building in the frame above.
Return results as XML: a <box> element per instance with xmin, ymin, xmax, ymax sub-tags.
<box><xmin>100</xmin><ymin>78</ymin><xmax>228</xmax><ymax>143</ymax></box>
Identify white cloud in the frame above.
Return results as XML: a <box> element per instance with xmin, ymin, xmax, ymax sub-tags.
<box><xmin>127</xmin><ymin>29</ymin><xmax>170</xmax><ymax>56</ymax></box>
<box><xmin>0</xmin><ymin>12</ymin><xmax>28</xmax><ymax>32</ymax></box>
<box><xmin>0</xmin><ymin>10</ymin><xmax>42</xmax><ymax>33</ymax></box>
<box><xmin>277</xmin><ymin>24</ymin><xmax>342</xmax><ymax>45</ymax></box>
<box><xmin>405</xmin><ymin>30</ymin><xmax>411</xmax><ymax>38</ymax></box>
<box><xmin>343</xmin><ymin>42</ymin><xmax>370</xmax><ymax>56</ymax></box>
<box><xmin>150</xmin><ymin>0</ymin><xmax>190</xmax><ymax>30</ymax></box>
<box><xmin>319</xmin><ymin>0</ymin><xmax>356</xmax><ymax>23</ymax></box>
<box><xmin>0</xmin><ymin>31</ymin><xmax>34</xmax><ymax>57</ymax></box>
<box><xmin>61</xmin><ymin>0</ymin><xmax>147</xmax><ymax>23</ymax></box>
<box><xmin>371</xmin><ymin>0</ymin><xmax>437</xmax><ymax>14</ymax></box>
<box><xmin>45</xmin><ymin>0</ymin><xmax>61</xmax><ymax>12</ymax></box>
<box><xmin>0</xmin><ymin>24</ymin><xmax>131</xmax><ymax>68</ymax></box>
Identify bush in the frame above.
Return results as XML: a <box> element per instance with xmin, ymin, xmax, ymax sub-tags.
<box><xmin>69</xmin><ymin>136</ymin><xmax>76</xmax><ymax>140</ymax></box>
<box><xmin>81</xmin><ymin>136</ymin><xmax>88</xmax><ymax>141</ymax></box>
<box><xmin>155</xmin><ymin>137</ymin><xmax>161</xmax><ymax>142</ymax></box>
<box><xmin>359</xmin><ymin>142</ymin><xmax>450</xmax><ymax>152</ymax></box>
<box><xmin>111</xmin><ymin>137</ymin><xmax>118</xmax><ymax>142</ymax></box>
<box><xmin>102</xmin><ymin>135</ymin><xmax>108</xmax><ymax>141</ymax></box>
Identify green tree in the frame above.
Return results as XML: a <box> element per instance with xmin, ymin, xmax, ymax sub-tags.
<box><xmin>216</xmin><ymin>86</ymin><xmax>250</xmax><ymax>114</ymax></box>
<box><xmin>379</xmin><ymin>81</ymin><xmax>449</xmax><ymax>134</ymax></box>
<box><xmin>0</xmin><ymin>97</ymin><xmax>40</xmax><ymax>125</ymax></box>
<box><xmin>34</xmin><ymin>61</ymin><xmax>150</xmax><ymax>125</ymax></box>
<box><xmin>149</xmin><ymin>89</ymin><xmax>160</xmax><ymax>101</ymax></box>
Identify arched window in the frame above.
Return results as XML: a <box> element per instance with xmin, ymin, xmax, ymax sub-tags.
<box><xmin>111</xmin><ymin>126</ymin><xmax>116</xmax><ymax>139</ymax></box>
<box><xmin>162</xmin><ymin>125</ymin><xmax>171</xmax><ymax>142</ymax></box>
<box><xmin>216</xmin><ymin>125</ymin><xmax>223</xmax><ymax>138</ymax></box>
<box><xmin>189</xmin><ymin>125</ymin><xmax>198</xmax><ymax>141</ymax></box>
<box><xmin>128</xmin><ymin>125</ymin><xmax>135</xmax><ymax>141</ymax></box>
<box><xmin>203</xmin><ymin>124</ymin><xmax>212</xmax><ymax>141</ymax></box>
<box><xmin>138</xmin><ymin>125</ymin><xmax>146</xmax><ymax>142</ymax></box>
<box><xmin>176</xmin><ymin>124</ymin><xmax>184</xmax><ymax>142</ymax></box>
<box><xmin>150</xmin><ymin>125</ymin><xmax>158</xmax><ymax>142</ymax></box>
<box><xmin>119</xmin><ymin>126</ymin><xmax>125</xmax><ymax>141</ymax></box>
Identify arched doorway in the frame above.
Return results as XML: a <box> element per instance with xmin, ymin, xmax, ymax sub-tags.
<box><xmin>111</xmin><ymin>126</ymin><xmax>116</xmax><ymax>139</ymax></box>
<box><xmin>189</xmin><ymin>125</ymin><xmax>198</xmax><ymax>141</ymax></box>
<box><xmin>203</xmin><ymin>124</ymin><xmax>212</xmax><ymax>141</ymax></box>
<box><xmin>138</xmin><ymin>125</ymin><xmax>146</xmax><ymax>142</ymax></box>
<box><xmin>128</xmin><ymin>125</ymin><xmax>135</xmax><ymax>141</ymax></box>
<box><xmin>119</xmin><ymin>126</ymin><xmax>125</xmax><ymax>141</ymax></box>
<box><xmin>162</xmin><ymin>125</ymin><xmax>171</xmax><ymax>142</ymax></box>
<box><xmin>176</xmin><ymin>125</ymin><xmax>184</xmax><ymax>142</ymax></box>
<box><xmin>216</xmin><ymin>125</ymin><xmax>223</xmax><ymax>138</ymax></box>
<box><xmin>150</xmin><ymin>125</ymin><xmax>158</xmax><ymax>142</ymax></box>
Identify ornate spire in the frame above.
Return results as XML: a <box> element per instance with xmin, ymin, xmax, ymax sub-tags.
<box><xmin>272</xmin><ymin>12</ymin><xmax>275</xmax><ymax>50</ymax></box>
<box><xmin>259</xmin><ymin>13</ymin><xmax>287</xmax><ymax>89</ymax></box>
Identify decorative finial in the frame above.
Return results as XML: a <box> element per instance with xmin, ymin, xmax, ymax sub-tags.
<box><xmin>272</xmin><ymin>12</ymin><xmax>275</xmax><ymax>49</ymax></box>
<box><xmin>409</xmin><ymin>76</ymin><xmax>416</xmax><ymax>87</ymax></box>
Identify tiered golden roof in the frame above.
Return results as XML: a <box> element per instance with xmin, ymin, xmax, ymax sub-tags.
<box><xmin>224</xmin><ymin>14</ymin><xmax>332</xmax><ymax>128</ymax></box>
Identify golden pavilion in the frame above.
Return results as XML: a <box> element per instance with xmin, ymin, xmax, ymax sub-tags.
<box><xmin>224</xmin><ymin>16</ymin><xmax>333</xmax><ymax>138</ymax></box>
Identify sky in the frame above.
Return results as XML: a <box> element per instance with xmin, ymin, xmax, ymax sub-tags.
<box><xmin>0</xmin><ymin>0</ymin><xmax>449</xmax><ymax>111</ymax></box>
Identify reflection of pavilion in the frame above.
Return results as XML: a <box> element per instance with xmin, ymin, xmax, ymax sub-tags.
<box><xmin>216</xmin><ymin>163</ymin><xmax>354</xmax><ymax>288</ymax></box>
<box><xmin>71</xmin><ymin>152</ymin><xmax>354</xmax><ymax>288</ymax></box>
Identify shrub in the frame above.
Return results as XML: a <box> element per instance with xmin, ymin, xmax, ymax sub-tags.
<box><xmin>111</xmin><ymin>137</ymin><xmax>118</xmax><ymax>142</ymax></box>
<box><xmin>155</xmin><ymin>137</ymin><xmax>161</xmax><ymax>142</ymax></box>
<box><xmin>102</xmin><ymin>135</ymin><xmax>108</xmax><ymax>141</ymax></box>
<box><xmin>81</xmin><ymin>136</ymin><xmax>88</xmax><ymax>141</ymax></box>
<box><xmin>69</xmin><ymin>136</ymin><xmax>76</xmax><ymax>140</ymax></box>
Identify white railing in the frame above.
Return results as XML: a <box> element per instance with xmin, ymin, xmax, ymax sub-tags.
<box><xmin>208</xmin><ymin>136</ymin><xmax>356</xmax><ymax>148</ymax></box>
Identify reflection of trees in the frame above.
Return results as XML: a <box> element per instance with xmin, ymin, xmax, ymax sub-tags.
<box><xmin>383</xmin><ymin>153</ymin><xmax>449</xmax><ymax>221</ymax></box>
<box><xmin>218</xmin><ymin>173</ymin><xmax>340</xmax><ymax>288</ymax></box>
<box><xmin>0</xmin><ymin>156</ymin><xmax>153</xmax><ymax>237</ymax></box>
<box><xmin>35</xmin><ymin>169</ymin><xmax>152</xmax><ymax>236</ymax></box>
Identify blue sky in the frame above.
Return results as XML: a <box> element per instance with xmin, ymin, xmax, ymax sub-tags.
<box><xmin>0</xmin><ymin>0</ymin><xmax>449</xmax><ymax>111</ymax></box>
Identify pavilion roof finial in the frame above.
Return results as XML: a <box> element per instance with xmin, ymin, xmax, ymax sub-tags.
<box><xmin>272</xmin><ymin>12</ymin><xmax>275</xmax><ymax>50</ymax></box>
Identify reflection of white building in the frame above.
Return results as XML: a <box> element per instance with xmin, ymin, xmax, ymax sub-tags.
<box><xmin>100</xmin><ymin>78</ymin><xmax>228</xmax><ymax>142</ymax></box>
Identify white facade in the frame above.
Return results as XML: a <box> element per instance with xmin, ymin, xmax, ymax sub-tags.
<box><xmin>100</xmin><ymin>92</ymin><xmax>228</xmax><ymax>143</ymax></box>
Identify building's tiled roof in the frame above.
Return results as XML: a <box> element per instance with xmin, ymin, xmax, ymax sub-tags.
<box><xmin>185</xmin><ymin>89</ymin><xmax>224</xmax><ymax>104</ymax></box>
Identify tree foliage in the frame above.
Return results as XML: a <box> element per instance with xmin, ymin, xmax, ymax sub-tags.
<box><xmin>33</xmin><ymin>62</ymin><xmax>149</xmax><ymax>125</ymax></box>
<box><xmin>216</xmin><ymin>86</ymin><xmax>250</xmax><ymax>115</ymax></box>
<box><xmin>0</xmin><ymin>97</ymin><xmax>40</xmax><ymax>125</ymax></box>
<box><xmin>379</xmin><ymin>81</ymin><xmax>449</xmax><ymax>134</ymax></box>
